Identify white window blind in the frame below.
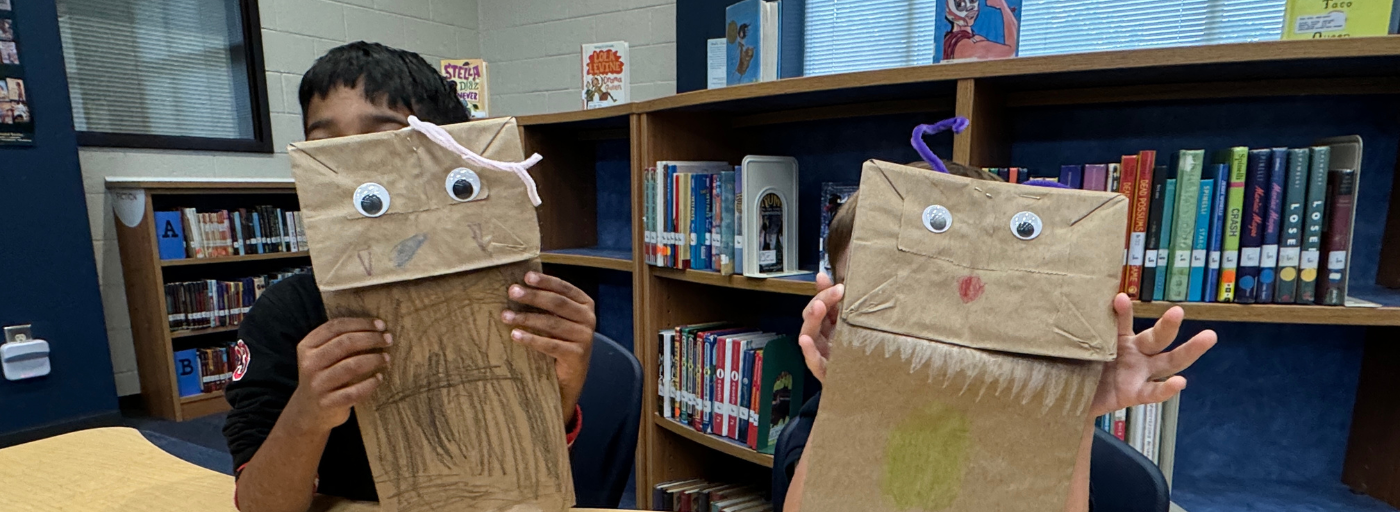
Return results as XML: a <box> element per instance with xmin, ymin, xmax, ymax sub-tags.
<box><xmin>805</xmin><ymin>0</ymin><xmax>937</xmax><ymax>77</ymax></box>
<box><xmin>57</xmin><ymin>0</ymin><xmax>254</xmax><ymax>139</ymax></box>
<box><xmin>1019</xmin><ymin>0</ymin><xmax>1285</xmax><ymax>56</ymax></box>
<box><xmin>803</xmin><ymin>0</ymin><xmax>1285</xmax><ymax>76</ymax></box>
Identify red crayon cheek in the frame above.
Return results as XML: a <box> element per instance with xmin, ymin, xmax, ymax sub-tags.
<box><xmin>957</xmin><ymin>275</ymin><xmax>985</xmax><ymax>304</ymax></box>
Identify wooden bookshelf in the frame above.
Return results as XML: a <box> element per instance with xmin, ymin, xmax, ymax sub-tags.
<box><xmin>541</xmin><ymin>40</ymin><xmax>1400</xmax><ymax>509</ymax></box>
<box><xmin>540</xmin><ymin>247</ymin><xmax>633</xmax><ymax>272</ymax></box>
<box><xmin>107</xmin><ymin>179</ymin><xmax>304</xmax><ymax>421</ymax></box>
<box><xmin>160</xmin><ymin>251</ymin><xmax>309</xmax><ymax>267</ymax></box>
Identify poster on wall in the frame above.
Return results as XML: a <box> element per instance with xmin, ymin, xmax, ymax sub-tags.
<box><xmin>0</xmin><ymin>0</ymin><xmax>33</xmax><ymax>146</ymax></box>
<box><xmin>933</xmin><ymin>0</ymin><xmax>1023</xmax><ymax>64</ymax></box>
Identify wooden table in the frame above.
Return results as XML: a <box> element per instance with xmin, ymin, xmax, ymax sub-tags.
<box><xmin>0</xmin><ymin>427</ymin><xmax>623</xmax><ymax>511</ymax></box>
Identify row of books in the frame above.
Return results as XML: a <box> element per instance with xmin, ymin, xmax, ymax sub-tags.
<box><xmin>658</xmin><ymin>323</ymin><xmax>806</xmax><ymax>454</ymax></box>
<box><xmin>155</xmin><ymin>206</ymin><xmax>308</xmax><ymax>261</ymax></box>
<box><xmin>164</xmin><ymin>268</ymin><xmax>309</xmax><ymax>332</ymax></box>
<box><xmin>1055</xmin><ymin>141</ymin><xmax>1357</xmax><ymax>305</ymax></box>
<box><xmin>1094</xmin><ymin>395</ymin><xmax>1181</xmax><ymax>483</ymax></box>
<box><xmin>643</xmin><ymin>158</ymin><xmax>800</xmax><ymax>277</ymax></box>
<box><xmin>652</xmin><ymin>479</ymin><xmax>772</xmax><ymax>512</ymax></box>
<box><xmin>173</xmin><ymin>343</ymin><xmax>239</xmax><ymax>397</ymax></box>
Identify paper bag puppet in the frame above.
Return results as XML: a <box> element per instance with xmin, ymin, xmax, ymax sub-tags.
<box><xmin>289</xmin><ymin>116</ymin><xmax>573</xmax><ymax>512</ymax></box>
<box><xmin>799</xmin><ymin>123</ymin><xmax>1127</xmax><ymax>512</ymax></box>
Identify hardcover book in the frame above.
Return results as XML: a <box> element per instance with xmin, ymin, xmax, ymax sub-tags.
<box><xmin>582</xmin><ymin>41</ymin><xmax>629</xmax><ymax>109</ymax></box>
<box><xmin>1257</xmin><ymin>148</ymin><xmax>1288</xmax><ymax>303</ymax></box>
<box><xmin>1204</xmin><ymin>163</ymin><xmax>1229</xmax><ymax>303</ymax></box>
<box><xmin>1283</xmin><ymin>0</ymin><xmax>1395</xmax><ymax>39</ymax></box>
<box><xmin>1275</xmin><ymin>148</ymin><xmax>1310</xmax><ymax>303</ymax></box>
<box><xmin>1187</xmin><ymin>177</ymin><xmax>1214</xmax><ymax>302</ymax></box>
<box><xmin>1217</xmin><ymin>147</ymin><xmax>1248</xmax><ymax>302</ymax></box>
<box><xmin>1140</xmin><ymin>164</ymin><xmax>1170</xmax><ymax>302</ymax></box>
<box><xmin>439</xmin><ymin>59</ymin><xmax>488</xmax><ymax>118</ymax></box>
<box><xmin>1298</xmin><ymin>146</ymin><xmax>1332</xmax><ymax>303</ymax></box>
<box><xmin>1153</xmin><ymin>177</ymin><xmax>1177</xmax><ymax>302</ymax></box>
<box><xmin>1320</xmin><ymin>168</ymin><xmax>1357</xmax><ymax>306</ymax></box>
<box><xmin>1166</xmin><ymin>150</ymin><xmax>1204</xmax><ymax>302</ymax></box>
<box><xmin>155</xmin><ymin>211</ymin><xmax>187</xmax><ymax>261</ymax></box>
<box><xmin>1236</xmin><ymin>149</ymin><xmax>1272</xmax><ymax>304</ymax></box>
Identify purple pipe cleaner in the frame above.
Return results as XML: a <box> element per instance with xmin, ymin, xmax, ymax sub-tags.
<box><xmin>909</xmin><ymin>117</ymin><xmax>1070</xmax><ymax>189</ymax></box>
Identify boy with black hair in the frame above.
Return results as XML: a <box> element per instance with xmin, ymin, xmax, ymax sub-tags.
<box><xmin>224</xmin><ymin>42</ymin><xmax>596</xmax><ymax>512</ymax></box>
<box><xmin>775</xmin><ymin>161</ymin><xmax>1219</xmax><ymax>512</ymax></box>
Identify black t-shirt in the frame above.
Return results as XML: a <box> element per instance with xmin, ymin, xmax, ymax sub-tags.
<box><xmin>770</xmin><ymin>392</ymin><xmax>1096</xmax><ymax>512</ymax></box>
<box><xmin>222</xmin><ymin>273</ymin><xmax>379</xmax><ymax>501</ymax></box>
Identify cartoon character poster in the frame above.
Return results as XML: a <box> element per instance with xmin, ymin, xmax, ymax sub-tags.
<box><xmin>581</xmin><ymin>41</ymin><xmax>629</xmax><ymax>110</ymax></box>
<box><xmin>934</xmin><ymin>0</ymin><xmax>1022</xmax><ymax>63</ymax></box>
<box><xmin>0</xmin><ymin>3</ymin><xmax>31</xmax><ymax>145</ymax></box>
<box><xmin>439</xmin><ymin>59</ymin><xmax>488</xmax><ymax>119</ymax></box>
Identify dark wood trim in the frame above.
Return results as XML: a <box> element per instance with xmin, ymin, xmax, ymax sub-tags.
<box><xmin>1343</xmin><ymin>328</ymin><xmax>1400</xmax><ymax>507</ymax></box>
<box><xmin>75</xmin><ymin>0</ymin><xmax>273</xmax><ymax>153</ymax></box>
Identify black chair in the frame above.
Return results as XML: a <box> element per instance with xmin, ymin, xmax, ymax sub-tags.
<box><xmin>569</xmin><ymin>333</ymin><xmax>642</xmax><ymax>508</ymax></box>
<box><xmin>1090</xmin><ymin>428</ymin><xmax>1170</xmax><ymax>512</ymax></box>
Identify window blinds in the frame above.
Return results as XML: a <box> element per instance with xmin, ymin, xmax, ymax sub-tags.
<box><xmin>57</xmin><ymin>0</ymin><xmax>253</xmax><ymax>139</ymax></box>
<box><xmin>804</xmin><ymin>0</ymin><xmax>937</xmax><ymax>77</ymax></box>
<box><xmin>804</xmin><ymin>0</ymin><xmax>1285</xmax><ymax>76</ymax></box>
<box><xmin>1018</xmin><ymin>0</ymin><xmax>1284</xmax><ymax>56</ymax></box>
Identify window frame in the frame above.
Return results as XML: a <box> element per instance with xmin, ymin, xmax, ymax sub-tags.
<box><xmin>72</xmin><ymin>0</ymin><xmax>274</xmax><ymax>153</ymax></box>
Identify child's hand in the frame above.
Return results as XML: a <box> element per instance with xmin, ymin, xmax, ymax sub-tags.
<box><xmin>798</xmin><ymin>273</ymin><xmax>844</xmax><ymax>384</ymax></box>
<box><xmin>1090</xmin><ymin>293</ymin><xmax>1217</xmax><ymax>417</ymax></box>
<box><xmin>503</xmin><ymin>271</ymin><xmax>596</xmax><ymax>424</ymax></box>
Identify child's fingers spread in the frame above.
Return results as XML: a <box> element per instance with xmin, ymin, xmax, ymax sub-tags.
<box><xmin>502</xmin><ymin>311</ymin><xmax>593</xmax><ymax>344</ymax></box>
<box><xmin>524</xmin><ymin>272</ymin><xmax>594</xmax><ymax>307</ymax></box>
<box><xmin>511</xmin><ymin>329</ymin><xmax>582</xmax><ymax>360</ymax></box>
<box><xmin>1137</xmin><ymin>376</ymin><xmax>1187</xmax><ymax>405</ymax></box>
<box><xmin>1140</xmin><ymin>306</ymin><xmax>1185</xmax><ymax>355</ymax></box>
<box><xmin>1152</xmin><ymin>331</ymin><xmax>1216</xmax><ymax>380</ymax></box>
<box><xmin>509</xmin><ymin>285</ymin><xmax>595</xmax><ymax>326</ymax></box>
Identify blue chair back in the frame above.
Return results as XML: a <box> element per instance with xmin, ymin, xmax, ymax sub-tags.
<box><xmin>1090</xmin><ymin>427</ymin><xmax>1170</xmax><ymax>512</ymax></box>
<box><xmin>569</xmin><ymin>333</ymin><xmax>642</xmax><ymax>508</ymax></box>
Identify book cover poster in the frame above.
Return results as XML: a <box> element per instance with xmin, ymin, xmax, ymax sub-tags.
<box><xmin>758</xmin><ymin>192</ymin><xmax>786</xmax><ymax>273</ymax></box>
<box><xmin>581</xmin><ymin>41</ymin><xmax>629</xmax><ymax>110</ymax></box>
<box><xmin>934</xmin><ymin>0</ymin><xmax>1022</xmax><ymax>63</ymax></box>
<box><xmin>1283</xmin><ymin>0</ymin><xmax>1394</xmax><ymax>39</ymax></box>
<box><xmin>439</xmin><ymin>59</ymin><xmax>488</xmax><ymax>118</ymax></box>
<box><xmin>0</xmin><ymin>3</ymin><xmax>29</xmax><ymax>146</ymax></box>
<box><xmin>819</xmin><ymin>183</ymin><xmax>858</xmax><ymax>278</ymax></box>
<box><xmin>726</xmin><ymin>0</ymin><xmax>760</xmax><ymax>85</ymax></box>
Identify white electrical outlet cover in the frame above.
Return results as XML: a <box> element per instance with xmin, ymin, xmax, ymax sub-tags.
<box><xmin>2</xmin><ymin>339</ymin><xmax>51</xmax><ymax>381</ymax></box>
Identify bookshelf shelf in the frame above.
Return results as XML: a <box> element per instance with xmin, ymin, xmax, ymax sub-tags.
<box><xmin>179</xmin><ymin>390</ymin><xmax>223</xmax><ymax>405</ymax></box>
<box><xmin>1132</xmin><ymin>301</ymin><xmax>1400</xmax><ymax>327</ymax></box>
<box><xmin>169</xmin><ymin>325</ymin><xmax>240</xmax><ymax>339</ymax></box>
<box><xmin>540</xmin><ymin>247</ymin><xmax>633</xmax><ymax>272</ymax></box>
<box><xmin>160</xmin><ymin>251</ymin><xmax>310</xmax><ymax>267</ymax></box>
<box><xmin>652</xmin><ymin>267</ymin><xmax>817</xmax><ymax>296</ymax></box>
<box><xmin>653</xmin><ymin>415</ymin><xmax>774</xmax><ymax>469</ymax></box>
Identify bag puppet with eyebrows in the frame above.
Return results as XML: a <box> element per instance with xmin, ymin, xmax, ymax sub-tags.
<box><xmin>289</xmin><ymin>116</ymin><xmax>573</xmax><ymax>512</ymax></box>
<box><xmin>799</xmin><ymin>117</ymin><xmax>1129</xmax><ymax>512</ymax></box>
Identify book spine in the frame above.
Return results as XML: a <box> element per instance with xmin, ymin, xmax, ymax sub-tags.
<box><xmin>1112</xmin><ymin>407</ymin><xmax>1127</xmax><ymax>441</ymax></box>
<box><xmin>1153</xmin><ymin>178</ymin><xmax>1178</xmax><ymax>302</ymax></box>
<box><xmin>1299</xmin><ymin>146</ymin><xmax>1331</xmax><ymax>304</ymax></box>
<box><xmin>1188</xmin><ymin>178</ymin><xmax>1214</xmax><ymax>302</ymax></box>
<box><xmin>1320</xmin><ymin>169</ymin><xmax>1357</xmax><ymax>306</ymax></box>
<box><xmin>1205</xmin><ymin>164</ymin><xmax>1229</xmax><ymax>303</ymax></box>
<box><xmin>1258</xmin><ymin>148</ymin><xmax>1288</xmax><ymax>303</ymax></box>
<box><xmin>1108</xmin><ymin>163</ymin><xmax>1122</xmax><ymax>194</ymax></box>
<box><xmin>230</xmin><ymin>211</ymin><xmax>243</xmax><ymax>256</ymax></box>
<box><xmin>1116</xmin><ymin>157</ymin><xmax>1138</xmax><ymax>292</ymax></box>
<box><xmin>1140</xmin><ymin>163</ymin><xmax>1168</xmax><ymax>302</ymax></box>
<box><xmin>644</xmin><ymin>169</ymin><xmax>654</xmax><ymax>266</ymax></box>
<box><xmin>1128</xmin><ymin>405</ymin><xmax>1146</xmax><ymax>452</ymax></box>
<box><xmin>678</xmin><ymin>328</ymin><xmax>689</xmax><ymax>423</ymax></box>
<box><xmin>682</xmin><ymin>173</ymin><xmax>693</xmax><ymax>270</ymax></box>
<box><xmin>747</xmin><ymin>350</ymin><xmax>764</xmax><ymax>449</ymax></box>
<box><xmin>1142</xmin><ymin>402</ymin><xmax>1160</xmax><ymax>462</ymax></box>
<box><xmin>703</xmin><ymin>333</ymin><xmax>715</xmax><ymax>433</ymax></box>
<box><xmin>714</xmin><ymin>335</ymin><xmax>728</xmax><ymax>436</ymax></box>
<box><xmin>1167</xmin><ymin>150</ymin><xmax>1204</xmax><ymax>302</ymax></box>
<box><xmin>720</xmin><ymin>171</ymin><xmax>736</xmax><ymax>275</ymax></box>
<box><xmin>734</xmin><ymin>166</ymin><xmax>744</xmax><ymax>275</ymax></box>
<box><xmin>1276</xmin><ymin>148</ymin><xmax>1310</xmax><ymax>303</ymax></box>
<box><xmin>1084</xmin><ymin>163</ymin><xmax>1108</xmax><ymax>191</ymax></box>
<box><xmin>1125</xmin><ymin>154</ymin><xmax>1151</xmax><ymax>298</ymax></box>
<box><xmin>1237</xmin><ymin>149</ymin><xmax>1272</xmax><ymax>304</ymax></box>
<box><xmin>1218</xmin><ymin>147</ymin><xmax>1249</xmax><ymax>301</ymax></box>
<box><xmin>661</xmin><ymin>330</ymin><xmax>672</xmax><ymax>418</ymax></box>
<box><xmin>1059</xmin><ymin>164</ymin><xmax>1083</xmax><ymax>189</ymax></box>
<box><xmin>727</xmin><ymin>339</ymin><xmax>742</xmax><ymax>439</ymax></box>
<box><xmin>701</xmin><ymin>174</ymin><xmax>713</xmax><ymax>270</ymax></box>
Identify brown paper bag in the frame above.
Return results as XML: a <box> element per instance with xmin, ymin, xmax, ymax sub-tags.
<box><xmin>290</xmin><ymin>117</ymin><xmax>573</xmax><ymax>512</ymax></box>
<box><xmin>800</xmin><ymin>160</ymin><xmax>1127</xmax><ymax>512</ymax></box>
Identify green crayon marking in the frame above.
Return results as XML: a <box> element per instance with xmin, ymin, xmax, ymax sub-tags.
<box><xmin>882</xmin><ymin>400</ymin><xmax>970</xmax><ymax>511</ymax></box>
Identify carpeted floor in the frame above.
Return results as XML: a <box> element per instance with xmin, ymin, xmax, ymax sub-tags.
<box><xmin>122</xmin><ymin>411</ymin><xmax>638</xmax><ymax>509</ymax></box>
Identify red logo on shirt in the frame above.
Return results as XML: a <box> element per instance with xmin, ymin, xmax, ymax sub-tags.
<box><xmin>232</xmin><ymin>339</ymin><xmax>251</xmax><ymax>381</ymax></box>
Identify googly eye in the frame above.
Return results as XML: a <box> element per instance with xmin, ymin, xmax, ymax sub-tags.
<box><xmin>445</xmin><ymin>168</ymin><xmax>483</xmax><ymax>202</ymax></box>
<box><xmin>922</xmin><ymin>205</ymin><xmax>952</xmax><ymax>233</ymax></box>
<box><xmin>1010</xmin><ymin>211</ymin><xmax>1043</xmax><ymax>240</ymax></box>
<box><xmin>353</xmin><ymin>183</ymin><xmax>390</xmax><ymax>217</ymax></box>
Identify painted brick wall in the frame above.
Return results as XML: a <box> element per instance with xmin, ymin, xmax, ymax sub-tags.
<box><xmin>479</xmin><ymin>0</ymin><xmax>676</xmax><ymax>116</ymax></box>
